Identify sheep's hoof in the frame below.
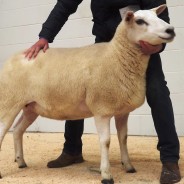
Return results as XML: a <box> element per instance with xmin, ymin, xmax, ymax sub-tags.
<box><xmin>122</xmin><ymin>162</ymin><xmax>136</xmax><ymax>173</ymax></box>
<box><xmin>126</xmin><ymin>168</ymin><xmax>136</xmax><ymax>173</ymax></box>
<box><xmin>101</xmin><ymin>179</ymin><xmax>114</xmax><ymax>184</ymax></box>
<box><xmin>0</xmin><ymin>173</ymin><xmax>2</xmax><ymax>179</ymax></box>
<box><xmin>19</xmin><ymin>163</ymin><xmax>27</xmax><ymax>168</ymax></box>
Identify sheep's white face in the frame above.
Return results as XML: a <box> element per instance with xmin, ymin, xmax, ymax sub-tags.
<box><xmin>124</xmin><ymin>5</ymin><xmax>175</xmax><ymax>45</ymax></box>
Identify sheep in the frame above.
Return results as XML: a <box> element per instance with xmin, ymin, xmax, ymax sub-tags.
<box><xmin>0</xmin><ymin>4</ymin><xmax>175</xmax><ymax>184</ymax></box>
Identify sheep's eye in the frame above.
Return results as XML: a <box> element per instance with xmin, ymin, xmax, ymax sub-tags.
<box><xmin>135</xmin><ymin>19</ymin><xmax>148</xmax><ymax>25</ymax></box>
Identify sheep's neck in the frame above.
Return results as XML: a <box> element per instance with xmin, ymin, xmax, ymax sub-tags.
<box><xmin>100</xmin><ymin>25</ymin><xmax>151</xmax><ymax>109</ymax></box>
<box><xmin>109</xmin><ymin>25</ymin><xmax>150</xmax><ymax>78</ymax></box>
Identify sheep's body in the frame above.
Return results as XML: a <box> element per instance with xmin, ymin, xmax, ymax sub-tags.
<box><xmin>1</xmin><ymin>36</ymin><xmax>146</xmax><ymax>120</ymax></box>
<box><xmin>0</xmin><ymin>5</ymin><xmax>175</xmax><ymax>184</ymax></box>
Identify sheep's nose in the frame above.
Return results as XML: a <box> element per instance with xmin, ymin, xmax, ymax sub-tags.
<box><xmin>165</xmin><ymin>27</ymin><xmax>175</xmax><ymax>37</ymax></box>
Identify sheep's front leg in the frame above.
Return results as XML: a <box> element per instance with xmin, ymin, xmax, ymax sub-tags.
<box><xmin>94</xmin><ymin>116</ymin><xmax>114</xmax><ymax>184</ymax></box>
<box><xmin>115</xmin><ymin>114</ymin><xmax>136</xmax><ymax>173</ymax></box>
<box><xmin>13</xmin><ymin>104</ymin><xmax>38</xmax><ymax>168</ymax></box>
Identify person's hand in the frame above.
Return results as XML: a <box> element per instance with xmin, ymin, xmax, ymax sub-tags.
<box><xmin>139</xmin><ymin>41</ymin><xmax>163</xmax><ymax>55</ymax></box>
<box><xmin>24</xmin><ymin>38</ymin><xmax>49</xmax><ymax>60</ymax></box>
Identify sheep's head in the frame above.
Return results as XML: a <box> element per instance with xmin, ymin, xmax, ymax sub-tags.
<box><xmin>123</xmin><ymin>4</ymin><xmax>175</xmax><ymax>45</ymax></box>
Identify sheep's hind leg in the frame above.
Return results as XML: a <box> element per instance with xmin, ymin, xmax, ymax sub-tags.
<box><xmin>115</xmin><ymin>114</ymin><xmax>136</xmax><ymax>173</ymax></box>
<box><xmin>94</xmin><ymin>116</ymin><xmax>114</xmax><ymax>184</ymax></box>
<box><xmin>0</xmin><ymin>120</ymin><xmax>10</xmax><ymax>179</ymax></box>
<box><xmin>0</xmin><ymin>120</ymin><xmax>12</xmax><ymax>151</ymax></box>
<box><xmin>0</xmin><ymin>107</ymin><xmax>22</xmax><ymax>178</ymax></box>
<box><xmin>13</xmin><ymin>103</ymin><xmax>38</xmax><ymax>168</ymax></box>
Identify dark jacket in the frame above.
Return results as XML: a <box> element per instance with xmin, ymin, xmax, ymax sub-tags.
<box><xmin>39</xmin><ymin>0</ymin><xmax>169</xmax><ymax>43</ymax></box>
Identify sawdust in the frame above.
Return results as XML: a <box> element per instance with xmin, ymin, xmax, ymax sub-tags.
<box><xmin>0</xmin><ymin>133</ymin><xmax>183</xmax><ymax>184</ymax></box>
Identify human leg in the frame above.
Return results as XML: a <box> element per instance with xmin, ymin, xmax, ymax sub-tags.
<box><xmin>47</xmin><ymin>119</ymin><xmax>84</xmax><ymax>168</ymax></box>
<box><xmin>63</xmin><ymin>119</ymin><xmax>84</xmax><ymax>155</ymax></box>
<box><xmin>146</xmin><ymin>54</ymin><xmax>180</xmax><ymax>183</ymax></box>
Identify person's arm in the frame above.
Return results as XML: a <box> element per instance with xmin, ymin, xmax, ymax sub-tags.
<box><xmin>39</xmin><ymin>0</ymin><xmax>83</xmax><ymax>43</ymax></box>
<box><xmin>25</xmin><ymin>0</ymin><xmax>83</xmax><ymax>59</ymax></box>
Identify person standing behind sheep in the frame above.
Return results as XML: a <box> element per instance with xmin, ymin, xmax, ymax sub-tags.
<box><xmin>24</xmin><ymin>0</ymin><xmax>181</xmax><ymax>183</ymax></box>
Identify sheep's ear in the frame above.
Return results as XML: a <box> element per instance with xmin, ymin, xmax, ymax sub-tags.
<box><xmin>151</xmin><ymin>4</ymin><xmax>167</xmax><ymax>15</ymax></box>
<box><xmin>124</xmin><ymin>11</ymin><xmax>134</xmax><ymax>22</ymax></box>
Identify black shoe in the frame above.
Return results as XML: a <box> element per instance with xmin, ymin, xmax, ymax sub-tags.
<box><xmin>47</xmin><ymin>152</ymin><xmax>84</xmax><ymax>168</ymax></box>
<box><xmin>160</xmin><ymin>162</ymin><xmax>181</xmax><ymax>184</ymax></box>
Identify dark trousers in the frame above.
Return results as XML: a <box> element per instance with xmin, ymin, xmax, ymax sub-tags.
<box><xmin>63</xmin><ymin>119</ymin><xmax>84</xmax><ymax>156</ymax></box>
<box><xmin>63</xmin><ymin>48</ymin><xmax>179</xmax><ymax>163</ymax></box>
<box><xmin>146</xmin><ymin>54</ymin><xmax>179</xmax><ymax>163</ymax></box>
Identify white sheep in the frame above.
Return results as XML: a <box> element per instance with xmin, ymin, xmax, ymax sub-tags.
<box><xmin>0</xmin><ymin>4</ymin><xmax>175</xmax><ymax>184</ymax></box>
